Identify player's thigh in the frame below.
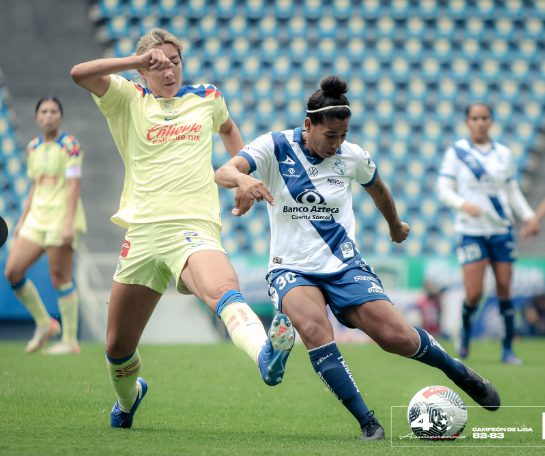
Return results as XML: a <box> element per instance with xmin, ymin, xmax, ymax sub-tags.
<box><xmin>180</xmin><ymin>250</ymin><xmax>240</xmax><ymax>311</ymax></box>
<box><xmin>490</xmin><ymin>261</ymin><xmax>513</xmax><ymax>297</ymax></box>
<box><xmin>281</xmin><ymin>285</ymin><xmax>333</xmax><ymax>349</ymax></box>
<box><xmin>4</xmin><ymin>235</ymin><xmax>45</xmax><ymax>283</ymax></box>
<box><xmin>106</xmin><ymin>281</ymin><xmax>162</xmax><ymax>358</ymax></box>
<box><xmin>462</xmin><ymin>258</ymin><xmax>489</xmax><ymax>304</ymax></box>
<box><xmin>46</xmin><ymin>244</ymin><xmax>74</xmax><ymax>288</ymax></box>
<box><xmin>342</xmin><ymin>300</ymin><xmax>418</xmax><ymax>355</ymax></box>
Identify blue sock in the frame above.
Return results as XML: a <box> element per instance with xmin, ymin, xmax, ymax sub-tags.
<box><xmin>309</xmin><ymin>342</ymin><xmax>375</xmax><ymax>427</ymax></box>
<box><xmin>408</xmin><ymin>326</ymin><xmax>467</xmax><ymax>383</ymax></box>
<box><xmin>499</xmin><ymin>299</ymin><xmax>515</xmax><ymax>350</ymax></box>
<box><xmin>461</xmin><ymin>301</ymin><xmax>476</xmax><ymax>336</ymax></box>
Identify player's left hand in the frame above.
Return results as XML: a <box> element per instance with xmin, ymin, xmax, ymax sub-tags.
<box><xmin>62</xmin><ymin>225</ymin><xmax>75</xmax><ymax>246</ymax></box>
<box><xmin>390</xmin><ymin>222</ymin><xmax>410</xmax><ymax>243</ymax></box>
<box><xmin>519</xmin><ymin>217</ymin><xmax>540</xmax><ymax>242</ymax></box>
<box><xmin>232</xmin><ymin>187</ymin><xmax>255</xmax><ymax>217</ymax></box>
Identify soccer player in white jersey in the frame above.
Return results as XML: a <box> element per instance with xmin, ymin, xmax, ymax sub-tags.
<box><xmin>215</xmin><ymin>76</ymin><xmax>501</xmax><ymax>440</ymax></box>
<box><xmin>71</xmin><ymin>28</ymin><xmax>294</xmax><ymax>429</ymax></box>
<box><xmin>437</xmin><ymin>103</ymin><xmax>540</xmax><ymax>365</ymax></box>
<box><xmin>4</xmin><ymin>97</ymin><xmax>86</xmax><ymax>355</ymax></box>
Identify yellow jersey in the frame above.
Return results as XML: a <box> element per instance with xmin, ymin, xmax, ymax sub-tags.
<box><xmin>25</xmin><ymin>133</ymin><xmax>87</xmax><ymax>232</ymax></box>
<box><xmin>92</xmin><ymin>75</ymin><xmax>229</xmax><ymax>228</ymax></box>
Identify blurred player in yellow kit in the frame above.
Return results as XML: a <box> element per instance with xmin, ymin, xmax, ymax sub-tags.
<box><xmin>71</xmin><ymin>28</ymin><xmax>294</xmax><ymax>429</ymax></box>
<box><xmin>4</xmin><ymin>97</ymin><xmax>86</xmax><ymax>355</ymax></box>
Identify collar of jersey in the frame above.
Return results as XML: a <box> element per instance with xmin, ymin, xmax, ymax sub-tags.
<box><xmin>38</xmin><ymin>131</ymin><xmax>66</xmax><ymax>146</ymax></box>
<box><xmin>135</xmin><ymin>83</ymin><xmax>212</xmax><ymax>99</ymax></box>
<box><xmin>467</xmin><ymin>138</ymin><xmax>495</xmax><ymax>155</ymax></box>
<box><xmin>293</xmin><ymin>127</ymin><xmax>342</xmax><ymax>165</ymax></box>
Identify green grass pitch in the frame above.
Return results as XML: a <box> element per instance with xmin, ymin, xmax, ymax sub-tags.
<box><xmin>1</xmin><ymin>339</ymin><xmax>544</xmax><ymax>455</ymax></box>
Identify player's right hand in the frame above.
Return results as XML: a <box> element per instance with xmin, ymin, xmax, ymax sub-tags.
<box><xmin>138</xmin><ymin>48</ymin><xmax>174</xmax><ymax>72</ymax></box>
<box><xmin>237</xmin><ymin>175</ymin><xmax>275</xmax><ymax>207</ymax></box>
<box><xmin>461</xmin><ymin>201</ymin><xmax>483</xmax><ymax>217</ymax></box>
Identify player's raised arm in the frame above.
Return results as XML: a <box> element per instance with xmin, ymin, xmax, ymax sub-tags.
<box><xmin>363</xmin><ymin>173</ymin><xmax>409</xmax><ymax>243</ymax></box>
<box><xmin>215</xmin><ymin>156</ymin><xmax>275</xmax><ymax>212</ymax></box>
<box><xmin>70</xmin><ymin>49</ymin><xmax>174</xmax><ymax>97</ymax></box>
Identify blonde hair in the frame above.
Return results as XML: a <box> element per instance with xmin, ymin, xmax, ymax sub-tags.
<box><xmin>135</xmin><ymin>28</ymin><xmax>183</xmax><ymax>57</ymax></box>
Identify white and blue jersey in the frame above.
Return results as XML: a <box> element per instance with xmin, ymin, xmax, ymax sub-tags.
<box><xmin>438</xmin><ymin>138</ymin><xmax>517</xmax><ymax>236</ymax></box>
<box><xmin>237</xmin><ymin>127</ymin><xmax>377</xmax><ymax>274</ymax></box>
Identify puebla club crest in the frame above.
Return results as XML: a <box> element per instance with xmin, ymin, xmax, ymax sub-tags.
<box><xmin>333</xmin><ymin>159</ymin><xmax>347</xmax><ymax>176</ymax></box>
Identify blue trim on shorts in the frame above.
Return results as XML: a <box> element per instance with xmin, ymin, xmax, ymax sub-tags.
<box><xmin>56</xmin><ymin>283</ymin><xmax>75</xmax><ymax>298</ymax></box>
<box><xmin>215</xmin><ymin>290</ymin><xmax>245</xmax><ymax>317</ymax></box>
<box><xmin>106</xmin><ymin>350</ymin><xmax>135</xmax><ymax>365</ymax></box>
<box><xmin>457</xmin><ymin>232</ymin><xmax>516</xmax><ymax>265</ymax></box>
<box><xmin>11</xmin><ymin>277</ymin><xmax>27</xmax><ymax>290</ymax></box>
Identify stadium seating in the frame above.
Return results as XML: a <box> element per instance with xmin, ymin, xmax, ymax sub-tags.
<box><xmin>89</xmin><ymin>0</ymin><xmax>544</xmax><ymax>258</ymax></box>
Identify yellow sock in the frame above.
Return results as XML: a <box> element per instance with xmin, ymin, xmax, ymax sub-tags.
<box><xmin>216</xmin><ymin>291</ymin><xmax>267</xmax><ymax>365</ymax></box>
<box><xmin>56</xmin><ymin>282</ymin><xmax>79</xmax><ymax>344</ymax></box>
<box><xmin>106</xmin><ymin>350</ymin><xmax>141</xmax><ymax>413</ymax></box>
<box><xmin>13</xmin><ymin>278</ymin><xmax>50</xmax><ymax>327</ymax></box>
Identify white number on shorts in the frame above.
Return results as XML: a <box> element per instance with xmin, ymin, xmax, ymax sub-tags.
<box><xmin>457</xmin><ymin>243</ymin><xmax>482</xmax><ymax>263</ymax></box>
<box><xmin>276</xmin><ymin>272</ymin><xmax>297</xmax><ymax>290</ymax></box>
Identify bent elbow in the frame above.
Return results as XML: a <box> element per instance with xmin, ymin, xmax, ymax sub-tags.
<box><xmin>70</xmin><ymin>65</ymin><xmax>84</xmax><ymax>84</ymax></box>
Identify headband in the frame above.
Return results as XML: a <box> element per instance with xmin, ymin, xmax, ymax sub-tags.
<box><xmin>306</xmin><ymin>105</ymin><xmax>351</xmax><ymax>113</ymax></box>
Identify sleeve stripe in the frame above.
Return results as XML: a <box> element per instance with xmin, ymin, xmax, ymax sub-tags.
<box><xmin>438</xmin><ymin>173</ymin><xmax>456</xmax><ymax>179</ymax></box>
<box><xmin>236</xmin><ymin>151</ymin><xmax>257</xmax><ymax>174</ymax></box>
<box><xmin>361</xmin><ymin>167</ymin><xmax>378</xmax><ymax>188</ymax></box>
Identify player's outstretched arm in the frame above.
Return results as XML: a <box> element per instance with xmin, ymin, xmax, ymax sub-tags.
<box><xmin>215</xmin><ymin>156</ymin><xmax>274</xmax><ymax>216</ymax></box>
<box><xmin>70</xmin><ymin>49</ymin><xmax>173</xmax><ymax>97</ymax></box>
<box><xmin>363</xmin><ymin>173</ymin><xmax>409</xmax><ymax>243</ymax></box>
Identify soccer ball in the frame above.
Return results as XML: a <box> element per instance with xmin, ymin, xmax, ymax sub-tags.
<box><xmin>407</xmin><ymin>385</ymin><xmax>467</xmax><ymax>440</ymax></box>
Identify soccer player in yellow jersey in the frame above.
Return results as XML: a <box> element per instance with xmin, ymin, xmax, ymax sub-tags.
<box><xmin>71</xmin><ymin>28</ymin><xmax>294</xmax><ymax>429</ymax></box>
<box><xmin>4</xmin><ymin>97</ymin><xmax>86</xmax><ymax>355</ymax></box>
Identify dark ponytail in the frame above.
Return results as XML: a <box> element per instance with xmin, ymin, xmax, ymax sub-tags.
<box><xmin>306</xmin><ymin>75</ymin><xmax>351</xmax><ymax>125</ymax></box>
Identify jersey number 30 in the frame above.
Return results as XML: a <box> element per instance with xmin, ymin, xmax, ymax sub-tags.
<box><xmin>276</xmin><ymin>272</ymin><xmax>297</xmax><ymax>290</ymax></box>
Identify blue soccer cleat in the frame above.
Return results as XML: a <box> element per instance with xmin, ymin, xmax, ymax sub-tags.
<box><xmin>111</xmin><ymin>377</ymin><xmax>148</xmax><ymax>429</ymax></box>
<box><xmin>501</xmin><ymin>349</ymin><xmax>522</xmax><ymax>365</ymax></box>
<box><xmin>258</xmin><ymin>314</ymin><xmax>295</xmax><ymax>386</ymax></box>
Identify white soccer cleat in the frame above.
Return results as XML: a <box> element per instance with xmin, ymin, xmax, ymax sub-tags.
<box><xmin>25</xmin><ymin>318</ymin><xmax>61</xmax><ymax>353</ymax></box>
<box><xmin>42</xmin><ymin>341</ymin><xmax>81</xmax><ymax>355</ymax></box>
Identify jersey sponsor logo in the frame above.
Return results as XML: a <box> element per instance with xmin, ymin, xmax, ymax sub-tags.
<box><xmin>308</xmin><ymin>167</ymin><xmax>318</xmax><ymax>177</ymax></box>
<box><xmin>146</xmin><ymin>123</ymin><xmax>203</xmax><ymax>144</ymax></box>
<box><xmin>273</xmin><ymin>256</ymin><xmax>283</xmax><ymax>264</ymax></box>
<box><xmin>283</xmin><ymin>206</ymin><xmax>339</xmax><ymax>213</ymax></box>
<box><xmin>341</xmin><ymin>241</ymin><xmax>355</xmax><ymax>259</ymax></box>
<box><xmin>367</xmin><ymin>283</ymin><xmax>384</xmax><ymax>293</ymax></box>
<box><xmin>115</xmin><ymin>259</ymin><xmax>123</xmax><ymax>275</ymax></box>
<box><xmin>160</xmin><ymin>100</ymin><xmax>175</xmax><ymax>110</ymax></box>
<box><xmin>279</xmin><ymin>156</ymin><xmax>296</xmax><ymax>165</ymax></box>
<box><xmin>354</xmin><ymin>275</ymin><xmax>379</xmax><ymax>284</ymax></box>
<box><xmin>333</xmin><ymin>158</ymin><xmax>347</xmax><ymax>176</ymax></box>
<box><xmin>120</xmin><ymin>240</ymin><xmax>131</xmax><ymax>259</ymax></box>
<box><xmin>296</xmin><ymin>189</ymin><xmax>326</xmax><ymax>205</ymax></box>
<box><xmin>327</xmin><ymin>177</ymin><xmax>344</xmax><ymax>188</ymax></box>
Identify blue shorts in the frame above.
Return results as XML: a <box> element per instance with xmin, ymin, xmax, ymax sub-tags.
<box><xmin>457</xmin><ymin>232</ymin><xmax>517</xmax><ymax>266</ymax></box>
<box><xmin>266</xmin><ymin>261</ymin><xmax>391</xmax><ymax>328</ymax></box>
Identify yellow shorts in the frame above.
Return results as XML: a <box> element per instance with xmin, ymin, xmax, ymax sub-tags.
<box><xmin>20</xmin><ymin>225</ymin><xmax>80</xmax><ymax>251</ymax></box>
<box><xmin>114</xmin><ymin>219</ymin><xmax>226</xmax><ymax>295</ymax></box>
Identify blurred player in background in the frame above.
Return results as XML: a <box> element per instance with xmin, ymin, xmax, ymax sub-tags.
<box><xmin>215</xmin><ymin>76</ymin><xmax>501</xmax><ymax>441</ymax></box>
<box><xmin>520</xmin><ymin>196</ymin><xmax>545</xmax><ymax>240</ymax></box>
<box><xmin>437</xmin><ymin>102</ymin><xmax>540</xmax><ymax>365</ymax></box>
<box><xmin>4</xmin><ymin>97</ymin><xmax>86</xmax><ymax>355</ymax></box>
<box><xmin>71</xmin><ymin>28</ymin><xmax>294</xmax><ymax>430</ymax></box>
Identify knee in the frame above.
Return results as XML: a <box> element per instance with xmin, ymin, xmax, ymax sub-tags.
<box><xmin>297</xmin><ymin>320</ymin><xmax>331</xmax><ymax>348</ymax></box>
<box><xmin>208</xmin><ymin>284</ymin><xmax>240</xmax><ymax>306</ymax></box>
<box><xmin>376</xmin><ymin>326</ymin><xmax>418</xmax><ymax>356</ymax></box>
<box><xmin>4</xmin><ymin>266</ymin><xmax>23</xmax><ymax>286</ymax></box>
<box><xmin>50</xmin><ymin>270</ymin><xmax>71</xmax><ymax>290</ymax></box>
<box><xmin>105</xmin><ymin>336</ymin><xmax>134</xmax><ymax>360</ymax></box>
<box><xmin>465</xmin><ymin>292</ymin><xmax>482</xmax><ymax>307</ymax></box>
<box><xmin>496</xmin><ymin>284</ymin><xmax>510</xmax><ymax>299</ymax></box>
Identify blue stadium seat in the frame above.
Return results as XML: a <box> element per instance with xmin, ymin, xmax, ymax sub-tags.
<box><xmin>530</xmin><ymin>80</ymin><xmax>545</xmax><ymax>102</ymax></box>
<box><xmin>515</xmin><ymin>122</ymin><xmax>535</xmax><ymax>145</ymax></box>
<box><xmin>318</xmin><ymin>16</ymin><xmax>337</xmax><ymax>38</ymax></box>
<box><xmin>433</xmin><ymin>38</ymin><xmax>452</xmax><ymax>60</ymax></box>
<box><xmin>475</xmin><ymin>0</ymin><xmax>494</xmax><ymax>18</ymax></box>
<box><xmin>376</xmin><ymin>100</ymin><xmax>395</xmax><ymax>124</ymax></box>
<box><xmin>511</xmin><ymin>59</ymin><xmax>529</xmax><ymax>81</ymax></box>
<box><xmin>533</xmin><ymin>1</ymin><xmax>545</xmax><ymax>17</ymax></box>
<box><xmin>523</xmin><ymin>102</ymin><xmax>543</xmax><ymax>124</ymax></box>
<box><xmin>284</xmin><ymin>77</ymin><xmax>304</xmax><ymax>100</ymax></box>
<box><xmin>480</xmin><ymin>59</ymin><xmax>500</xmax><ymax>81</ymax></box>
<box><xmin>187</xmin><ymin>0</ymin><xmax>207</xmax><ymax>18</ymax></box>
<box><xmin>348</xmin><ymin>78</ymin><xmax>366</xmax><ymax>99</ymax></box>
<box><xmin>419</xmin><ymin>0</ymin><xmax>438</xmax><ymax>18</ymax></box>
<box><xmin>447</xmin><ymin>0</ymin><xmax>467</xmax><ymax>18</ymax></box>
<box><xmin>221</xmin><ymin>78</ymin><xmax>241</xmax><ymax>102</ymax></box>
<box><xmin>347</xmin><ymin>38</ymin><xmax>365</xmax><ymax>62</ymax></box>
<box><xmin>96</xmin><ymin>0</ymin><xmax>122</xmax><ymax>19</ymax></box>
<box><xmin>105</xmin><ymin>16</ymin><xmax>130</xmax><ymax>40</ymax></box>
<box><xmin>288</xmin><ymin>16</ymin><xmax>308</xmax><ymax>39</ymax></box>
<box><xmin>347</xmin><ymin>16</ymin><xmax>366</xmax><ymax>39</ymax></box>
<box><xmin>112</xmin><ymin>38</ymin><xmax>135</xmax><ymax>58</ymax></box>
<box><xmin>376</xmin><ymin>78</ymin><xmax>396</xmax><ymax>100</ymax></box>
<box><xmin>212</xmin><ymin>57</ymin><xmax>231</xmax><ymax>80</ymax></box>
<box><xmin>169</xmin><ymin>15</ymin><xmax>188</xmax><ymax>36</ymax></box>
<box><xmin>198</xmin><ymin>15</ymin><xmax>218</xmax><ymax>38</ymax></box>
<box><xmin>494</xmin><ymin>102</ymin><xmax>514</xmax><ymax>124</ymax></box>
<box><xmin>332</xmin><ymin>56</ymin><xmax>352</xmax><ymax>79</ymax></box>
<box><xmin>261</xmin><ymin>37</ymin><xmax>280</xmax><ymax>62</ymax></box>
<box><xmin>519</xmin><ymin>39</ymin><xmax>537</xmax><ymax>62</ymax></box>
<box><xmin>256</xmin><ymin>99</ymin><xmax>274</xmax><ymax>125</ymax></box>
<box><xmin>128</xmin><ymin>0</ymin><xmax>151</xmax><ymax>18</ymax></box>
<box><xmin>228</xmin><ymin>16</ymin><xmax>247</xmax><ymax>39</ymax></box>
<box><xmin>524</xmin><ymin>18</ymin><xmax>544</xmax><ymax>39</ymax></box>
<box><xmin>405</xmin><ymin>100</ymin><xmax>424</xmax><ymax>124</ymax></box>
<box><xmin>406</xmin><ymin>17</ymin><xmax>425</xmax><ymax>38</ymax></box>
<box><xmin>361</xmin><ymin>0</ymin><xmax>381</xmax><ymax>18</ymax></box>
<box><xmin>392</xmin><ymin>120</ymin><xmax>412</xmax><ymax>143</ymax></box>
<box><xmin>418</xmin><ymin>141</ymin><xmax>438</xmax><ymax>164</ymax></box>
<box><xmin>182</xmin><ymin>56</ymin><xmax>203</xmax><ymax>80</ymax></box>
<box><xmin>289</xmin><ymin>37</ymin><xmax>307</xmax><ymax>63</ymax></box>
<box><xmin>1</xmin><ymin>136</ymin><xmax>16</xmax><ymax>156</ymax></box>
<box><xmin>286</xmin><ymin>100</ymin><xmax>306</xmax><ymax>126</ymax></box>
<box><xmin>451</xmin><ymin>58</ymin><xmax>470</xmax><ymax>81</ymax></box>
<box><xmin>435</xmin><ymin>17</ymin><xmax>454</xmax><ymax>38</ymax></box>
<box><xmin>435</xmin><ymin>100</ymin><xmax>455</xmax><ymax>124</ymax></box>
<box><xmin>216</xmin><ymin>0</ymin><xmax>236</xmax><ymax>18</ymax></box>
<box><xmin>333</xmin><ymin>0</ymin><xmax>352</xmax><ymax>20</ymax></box>
<box><xmin>376</xmin><ymin>17</ymin><xmax>395</xmax><ymax>38</ymax></box>
<box><xmin>461</xmin><ymin>38</ymin><xmax>480</xmax><ymax>60</ymax></box>
<box><xmin>349</xmin><ymin>100</ymin><xmax>364</xmax><ymax>125</ymax></box>
<box><xmin>239</xmin><ymin>120</ymin><xmax>257</xmax><ymax>144</ymax></box>
<box><xmin>318</xmin><ymin>38</ymin><xmax>337</xmax><ymax>63</ymax></box>
<box><xmin>362</xmin><ymin>56</ymin><xmax>381</xmax><ymax>81</ymax></box>
<box><xmin>404</xmin><ymin>38</ymin><xmax>423</xmax><ymax>62</ymax></box>
<box><xmin>405</xmin><ymin>237</ymin><xmax>424</xmax><ymax>257</ymax></box>
<box><xmin>469</xmin><ymin>79</ymin><xmax>489</xmax><ymax>100</ymax></box>
<box><xmin>304</xmin><ymin>0</ymin><xmax>323</xmax><ymax>20</ymax></box>
<box><xmin>437</xmin><ymin>78</ymin><xmax>458</xmax><ymax>101</ymax></box>
<box><xmin>157</xmin><ymin>0</ymin><xmax>178</xmax><ymax>18</ymax></box>
<box><xmin>465</xmin><ymin>18</ymin><xmax>484</xmax><ymax>39</ymax></box>
<box><xmin>390</xmin><ymin>57</ymin><xmax>410</xmax><ymax>82</ymax></box>
<box><xmin>302</xmin><ymin>56</ymin><xmax>321</xmax><ymax>81</ymax></box>
<box><xmin>505</xmin><ymin>0</ymin><xmax>524</xmax><ymax>17</ymax></box>
<box><xmin>242</xmin><ymin>56</ymin><xmax>263</xmax><ymax>81</ymax></box>
<box><xmin>495</xmin><ymin>18</ymin><xmax>514</xmax><ymax>39</ymax></box>
<box><xmin>421</xmin><ymin>58</ymin><xmax>440</xmax><ymax>82</ymax></box>
<box><xmin>231</xmin><ymin>37</ymin><xmax>250</xmax><ymax>61</ymax></box>
<box><xmin>138</xmin><ymin>15</ymin><xmax>160</xmax><ymax>35</ymax></box>
<box><xmin>423</xmin><ymin>120</ymin><xmax>442</xmax><ymax>143</ymax></box>
<box><xmin>407</xmin><ymin>78</ymin><xmax>427</xmax><ymax>100</ymax></box>
<box><xmin>420</xmin><ymin>198</ymin><xmax>439</xmax><ymax>222</ymax></box>
<box><xmin>245</xmin><ymin>0</ymin><xmax>265</xmax><ymax>19</ymax></box>
<box><xmin>275</xmin><ymin>0</ymin><xmax>294</xmax><ymax>19</ymax></box>
<box><xmin>375</xmin><ymin>38</ymin><xmax>394</xmax><ymax>61</ymax></box>
<box><xmin>489</xmin><ymin>38</ymin><xmax>509</xmax><ymax>61</ymax></box>
<box><xmin>253</xmin><ymin>77</ymin><xmax>272</xmax><ymax>100</ymax></box>
<box><xmin>272</xmin><ymin>56</ymin><xmax>292</xmax><ymax>81</ymax></box>
<box><xmin>203</xmin><ymin>38</ymin><xmax>222</xmax><ymax>60</ymax></box>
<box><xmin>376</xmin><ymin>157</ymin><xmax>395</xmax><ymax>181</ymax></box>
<box><xmin>391</xmin><ymin>0</ymin><xmax>410</xmax><ymax>18</ymax></box>
<box><xmin>258</xmin><ymin>16</ymin><xmax>278</xmax><ymax>39</ymax></box>
<box><xmin>363</xmin><ymin>120</ymin><xmax>381</xmax><ymax>142</ymax></box>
